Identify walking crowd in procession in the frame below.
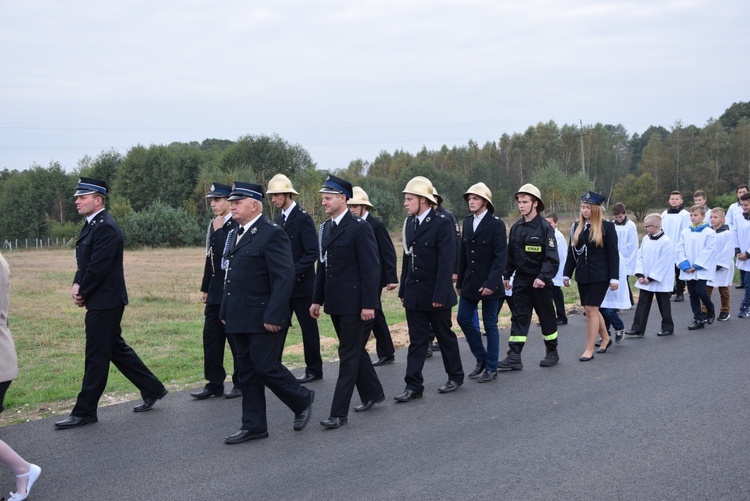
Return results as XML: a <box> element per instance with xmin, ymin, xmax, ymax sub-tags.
<box><xmin>2</xmin><ymin>173</ymin><xmax>750</xmax><ymax>496</ymax></box>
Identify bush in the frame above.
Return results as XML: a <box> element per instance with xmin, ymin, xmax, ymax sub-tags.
<box><xmin>122</xmin><ymin>202</ymin><xmax>204</xmax><ymax>249</ymax></box>
<box><xmin>711</xmin><ymin>193</ymin><xmax>737</xmax><ymax>211</ymax></box>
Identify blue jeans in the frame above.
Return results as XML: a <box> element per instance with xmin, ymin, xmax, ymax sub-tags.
<box><xmin>600</xmin><ymin>308</ymin><xmax>624</xmax><ymax>332</ymax></box>
<box><xmin>742</xmin><ymin>271</ymin><xmax>750</xmax><ymax>311</ymax></box>
<box><xmin>457</xmin><ymin>296</ymin><xmax>501</xmax><ymax>371</ymax></box>
<box><xmin>687</xmin><ymin>279</ymin><xmax>713</xmax><ymax>321</ymax></box>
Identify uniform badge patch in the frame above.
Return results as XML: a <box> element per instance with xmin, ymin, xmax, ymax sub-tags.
<box><xmin>548</xmin><ymin>237</ymin><xmax>555</xmax><ymax>248</ymax></box>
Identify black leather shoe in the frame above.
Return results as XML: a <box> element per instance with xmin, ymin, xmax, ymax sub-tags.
<box><xmin>431</xmin><ymin>341</ymin><xmax>441</xmax><ymax>352</ymax></box>
<box><xmin>133</xmin><ymin>388</ymin><xmax>168</xmax><ymax>412</ymax></box>
<box><xmin>296</xmin><ymin>372</ymin><xmax>322</xmax><ymax>384</ymax></box>
<box><xmin>372</xmin><ymin>355</ymin><xmax>395</xmax><ymax>367</ymax></box>
<box><xmin>190</xmin><ymin>387</ymin><xmax>223</xmax><ymax>400</ymax></box>
<box><xmin>468</xmin><ymin>362</ymin><xmax>486</xmax><ymax>379</ymax></box>
<box><xmin>614</xmin><ymin>330</ymin><xmax>624</xmax><ymax>344</ymax></box>
<box><xmin>54</xmin><ymin>415</ymin><xmax>98</xmax><ymax>429</ymax></box>
<box><xmin>394</xmin><ymin>389</ymin><xmax>423</xmax><ymax>403</ymax></box>
<box><xmin>425</xmin><ymin>343</ymin><xmax>433</xmax><ymax>358</ymax></box>
<box><xmin>438</xmin><ymin>380</ymin><xmax>463</xmax><ymax>393</ymax></box>
<box><xmin>579</xmin><ymin>354</ymin><xmax>595</xmax><ymax>362</ymax></box>
<box><xmin>478</xmin><ymin>370</ymin><xmax>497</xmax><ymax>383</ymax></box>
<box><xmin>354</xmin><ymin>394</ymin><xmax>385</xmax><ymax>412</ymax></box>
<box><xmin>657</xmin><ymin>330</ymin><xmax>674</xmax><ymax>336</ymax></box>
<box><xmin>596</xmin><ymin>338</ymin><xmax>613</xmax><ymax>354</ymax></box>
<box><xmin>293</xmin><ymin>391</ymin><xmax>314</xmax><ymax>431</ymax></box>
<box><xmin>706</xmin><ymin>312</ymin><xmax>715</xmax><ymax>325</ymax></box>
<box><xmin>225</xmin><ymin>429</ymin><xmax>269</xmax><ymax>444</ymax></box>
<box><xmin>320</xmin><ymin>416</ymin><xmax>347</xmax><ymax>429</ymax></box>
<box><xmin>624</xmin><ymin>329</ymin><xmax>644</xmax><ymax>337</ymax></box>
<box><xmin>674</xmin><ymin>294</ymin><xmax>684</xmax><ymax>302</ymax></box>
<box><xmin>224</xmin><ymin>386</ymin><xmax>242</xmax><ymax>399</ymax></box>
<box><xmin>687</xmin><ymin>320</ymin><xmax>704</xmax><ymax>330</ymax></box>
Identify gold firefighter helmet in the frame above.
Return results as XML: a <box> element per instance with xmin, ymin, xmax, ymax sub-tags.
<box><xmin>347</xmin><ymin>186</ymin><xmax>374</xmax><ymax>208</ymax></box>
<box><xmin>265</xmin><ymin>174</ymin><xmax>299</xmax><ymax>195</ymax></box>
<box><xmin>464</xmin><ymin>182</ymin><xmax>494</xmax><ymax>213</ymax></box>
<box><xmin>402</xmin><ymin>176</ymin><xmax>438</xmax><ymax>205</ymax></box>
<box><xmin>515</xmin><ymin>183</ymin><xmax>545</xmax><ymax>212</ymax></box>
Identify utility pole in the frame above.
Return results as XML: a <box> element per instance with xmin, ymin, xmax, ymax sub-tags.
<box><xmin>577</xmin><ymin>119</ymin><xmax>589</xmax><ymax>174</ymax></box>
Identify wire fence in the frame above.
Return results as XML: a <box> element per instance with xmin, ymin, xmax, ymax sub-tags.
<box><xmin>2</xmin><ymin>237</ymin><xmax>76</xmax><ymax>251</ymax></box>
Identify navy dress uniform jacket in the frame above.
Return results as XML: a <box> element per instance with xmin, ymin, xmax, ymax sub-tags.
<box><xmin>275</xmin><ymin>204</ymin><xmax>318</xmax><ymax>298</ymax></box>
<box><xmin>74</xmin><ymin>210</ymin><xmax>128</xmax><ymax>310</ymax></box>
<box><xmin>200</xmin><ymin>217</ymin><xmax>239</xmax><ymax>305</ymax></box>
<box><xmin>456</xmin><ymin>214</ymin><xmax>508</xmax><ymax>300</ymax></box>
<box><xmin>220</xmin><ymin>215</ymin><xmax>294</xmax><ymax>333</ymax></box>
<box><xmin>366</xmin><ymin>214</ymin><xmax>398</xmax><ymax>288</ymax></box>
<box><xmin>399</xmin><ymin>209</ymin><xmax>457</xmax><ymax>310</ymax></box>
<box><xmin>313</xmin><ymin>210</ymin><xmax>380</xmax><ymax>315</ymax></box>
<box><xmin>563</xmin><ymin>220</ymin><xmax>620</xmax><ymax>284</ymax></box>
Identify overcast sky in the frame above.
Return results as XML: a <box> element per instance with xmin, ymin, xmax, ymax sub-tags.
<box><xmin>2</xmin><ymin>0</ymin><xmax>748</xmax><ymax>173</ymax></box>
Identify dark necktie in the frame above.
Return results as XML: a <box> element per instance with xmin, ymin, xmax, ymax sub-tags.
<box><xmin>414</xmin><ymin>218</ymin><xmax>420</xmax><ymax>232</ymax></box>
<box><xmin>282</xmin><ymin>213</ymin><xmax>287</xmax><ymax>225</ymax></box>
<box><xmin>331</xmin><ymin>221</ymin><xmax>337</xmax><ymax>231</ymax></box>
<box><xmin>238</xmin><ymin>227</ymin><xmax>245</xmax><ymax>236</ymax></box>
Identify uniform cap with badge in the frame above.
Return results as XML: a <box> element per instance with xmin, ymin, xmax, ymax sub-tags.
<box><xmin>73</xmin><ymin>177</ymin><xmax>109</xmax><ymax>197</ymax></box>
<box><xmin>464</xmin><ymin>182</ymin><xmax>494</xmax><ymax>213</ymax></box>
<box><xmin>228</xmin><ymin>182</ymin><xmax>264</xmax><ymax>201</ymax></box>
<box><xmin>403</xmin><ymin>176</ymin><xmax>438</xmax><ymax>205</ymax></box>
<box><xmin>347</xmin><ymin>186</ymin><xmax>374</xmax><ymax>209</ymax></box>
<box><xmin>206</xmin><ymin>182</ymin><xmax>232</xmax><ymax>199</ymax></box>
<box><xmin>515</xmin><ymin>183</ymin><xmax>545</xmax><ymax>212</ymax></box>
<box><xmin>319</xmin><ymin>174</ymin><xmax>353</xmax><ymax>199</ymax></box>
<box><xmin>266</xmin><ymin>174</ymin><xmax>299</xmax><ymax>195</ymax></box>
<box><xmin>580</xmin><ymin>191</ymin><xmax>606</xmax><ymax>206</ymax></box>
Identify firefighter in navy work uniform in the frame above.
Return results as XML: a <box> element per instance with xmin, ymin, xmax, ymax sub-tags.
<box><xmin>191</xmin><ymin>182</ymin><xmax>241</xmax><ymax>400</ymax></box>
<box><xmin>499</xmin><ymin>183</ymin><xmax>560</xmax><ymax>370</ymax></box>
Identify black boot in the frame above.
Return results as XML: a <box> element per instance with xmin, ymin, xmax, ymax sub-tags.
<box><xmin>539</xmin><ymin>349</ymin><xmax>559</xmax><ymax>367</ymax></box>
<box><xmin>498</xmin><ymin>345</ymin><xmax>523</xmax><ymax>371</ymax></box>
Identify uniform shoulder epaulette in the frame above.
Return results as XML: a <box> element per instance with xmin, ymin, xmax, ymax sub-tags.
<box><xmin>436</xmin><ymin>213</ymin><xmax>446</xmax><ymax>218</ymax></box>
<box><xmin>494</xmin><ymin>216</ymin><xmax>500</xmax><ymax>220</ymax></box>
<box><xmin>354</xmin><ymin>216</ymin><xmax>363</xmax><ymax>223</ymax></box>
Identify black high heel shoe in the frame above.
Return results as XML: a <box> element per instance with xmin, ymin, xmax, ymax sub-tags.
<box><xmin>596</xmin><ymin>338</ymin><xmax>613</xmax><ymax>354</ymax></box>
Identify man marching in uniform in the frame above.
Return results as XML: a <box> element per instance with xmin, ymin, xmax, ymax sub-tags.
<box><xmin>221</xmin><ymin>182</ymin><xmax>313</xmax><ymax>444</ymax></box>
<box><xmin>311</xmin><ymin>176</ymin><xmax>384</xmax><ymax>428</ymax></box>
<box><xmin>191</xmin><ymin>183</ymin><xmax>241</xmax><ymax>400</ymax></box>
<box><xmin>395</xmin><ymin>176</ymin><xmax>464</xmax><ymax>402</ymax></box>
<box><xmin>456</xmin><ymin>182</ymin><xmax>507</xmax><ymax>383</ymax></box>
<box><xmin>56</xmin><ymin>178</ymin><xmax>168</xmax><ymax>429</ymax></box>
<box><xmin>347</xmin><ymin>186</ymin><xmax>399</xmax><ymax>367</ymax></box>
<box><xmin>500</xmin><ymin>184</ymin><xmax>560</xmax><ymax>370</ymax></box>
<box><xmin>266</xmin><ymin>174</ymin><xmax>324</xmax><ymax>383</ymax></box>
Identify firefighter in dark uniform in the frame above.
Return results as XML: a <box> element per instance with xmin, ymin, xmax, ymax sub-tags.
<box><xmin>428</xmin><ymin>187</ymin><xmax>461</xmax><ymax>355</ymax></box>
<box><xmin>347</xmin><ymin>186</ymin><xmax>399</xmax><ymax>366</ymax></box>
<box><xmin>191</xmin><ymin>183</ymin><xmax>241</xmax><ymax>400</ymax></box>
<box><xmin>499</xmin><ymin>183</ymin><xmax>560</xmax><ymax>370</ymax></box>
<box><xmin>395</xmin><ymin>176</ymin><xmax>464</xmax><ymax>402</ymax></box>
<box><xmin>266</xmin><ymin>174</ymin><xmax>324</xmax><ymax>383</ymax></box>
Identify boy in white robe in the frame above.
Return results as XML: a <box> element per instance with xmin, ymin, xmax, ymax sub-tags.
<box><xmin>625</xmin><ymin>214</ymin><xmax>675</xmax><ymax>337</ymax></box>
<box><xmin>676</xmin><ymin>205</ymin><xmax>717</xmax><ymax>329</ymax></box>
<box><xmin>661</xmin><ymin>191</ymin><xmax>691</xmax><ymax>302</ymax></box>
<box><xmin>611</xmin><ymin>202</ymin><xmax>638</xmax><ymax>308</ymax></box>
<box><xmin>706</xmin><ymin>208</ymin><xmax>733</xmax><ymax>321</ymax></box>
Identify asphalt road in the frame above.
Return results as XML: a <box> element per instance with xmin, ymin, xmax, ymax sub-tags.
<box><xmin>3</xmin><ymin>290</ymin><xmax>750</xmax><ymax>500</ymax></box>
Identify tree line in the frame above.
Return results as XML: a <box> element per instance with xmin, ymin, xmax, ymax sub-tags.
<box><xmin>2</xmin><ymin>101</ymin><xmax>749</xmax><ymax>245</ymax></box>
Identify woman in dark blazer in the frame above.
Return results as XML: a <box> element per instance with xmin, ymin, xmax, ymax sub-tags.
<box><xmin>563</xmin><ymin>192</ymin><xmax>620</xmax><ymax>361</ymax></box>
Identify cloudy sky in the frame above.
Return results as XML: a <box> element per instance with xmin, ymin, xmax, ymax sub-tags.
<box><xmin>2</xmin><ymin>0</ymin><xmax>748</xmax><ymax>172</ymax></box>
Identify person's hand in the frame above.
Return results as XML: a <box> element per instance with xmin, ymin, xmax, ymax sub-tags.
<box><xmin>562</xmin><ymin>278</ymin><xmax>571</xmax><ymax>287</ymax></box>
<box><xmin>432</xmin><ymin>302</ymin><xmax>444</xmax><ymax>308</ymax></box>
<box><xmin>200</xmin><ymin>292</ymin><xmax>207</xmax><ymax>303</ymax></box>
<box><xmin>264</xmin><ymin>323</ymin><xmax>281</xmax><ymax>333</ymax></box>
<box><xmin>309</xmin><ymin>303</ymin><xmax>321</xmax><ymax>319</ymax></box>
<box><xmin>479</xmin><ymin>287</ymin><xmax>493</xmax><ymax>296</ymax></box>
<box><xmin>361</xmin><ymin>309</ymin><xmax>375</xmax><ymax>321</ymax></box>
<box><xmin>386</xmin><ymin>283</ymin><xmax>398</xmax><ymax>291</ymax></box>
<box><xmin>609</xmin><ymin>282</ymin><xmax>619</xmax><ymax>291</ymax></box>
<box><xmin>504</xmin><ymin>280</ymin><xmax>511</xmax><ymax>291</ymax></box>
<box><xmin>533</xmin><ymin>278</ymin><xmax>545</xmax><ymax>288</ymax></box>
